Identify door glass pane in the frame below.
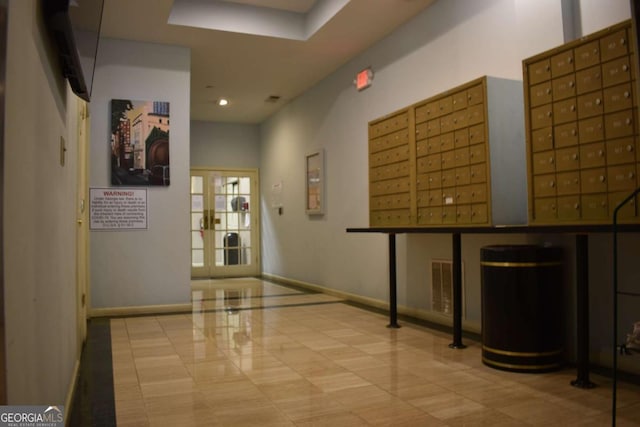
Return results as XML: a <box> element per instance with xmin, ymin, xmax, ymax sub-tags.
<box><xmin>191</xmin><ymin>176</ymin><xmax>203</xmax><ymax>194</ymax></box>
<box><xmin>240</xmin><ymin>248</ymin><xmax>251</xmax><ymax>265</ymax></box>
<box><xmin>238</xmin><ymin>177</ymin><xmax>251</xmax><ymax>194</ymax></box>
<box><xmin>239</xmin><ymin>230</ymin><xmax>251</xmax><ymax>247</ymax></box>
<box><xmin>191</xmin><ymin>231</ymin><xmax>204</xmax><ymax>249</ymax></box>
<box><xmin>215</xmin><ymin>195</ymin><xmax>226</xmax><ymax>212</ymax></box>
<box><xmin>192</xmin><ymin>249</ymin><xmax>204</xmax><ymax>267</ymax></box>
<box><xmin>191</xmin><ymin>212</ymin><xmax>203</xmax><ymax>230</ymax></box>
<box><xmin>191</xmin><ymin>195</ymin><xmax>204</xmax><ymax>212</ymax></box>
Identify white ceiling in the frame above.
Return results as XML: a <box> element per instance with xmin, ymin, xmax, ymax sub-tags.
<box><xmin>99</xmin><ymin>0</ymin><xmax>437</xmax><ymax>123</ymax></box>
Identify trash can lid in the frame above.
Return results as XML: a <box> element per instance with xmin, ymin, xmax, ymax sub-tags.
<box><xmin>481</xmin><ymin>245</ymin><xmax>562</xmax><ymax>264</ymax></box>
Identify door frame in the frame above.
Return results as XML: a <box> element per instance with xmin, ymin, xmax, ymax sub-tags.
<box><xmin>76</xmin><ymin>99</ymin><xmax>89</xmax><ymax>357</ymax></box>
<box><xmin>190</xmin><ymin>167</ymin><xmax>261</xmax><ymax>278</ymax></box>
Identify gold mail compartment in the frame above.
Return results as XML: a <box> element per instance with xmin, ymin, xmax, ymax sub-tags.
<box><xmin>455</xmin><ymin>185</ymin><xmax>472</xmax><ymax>204</ymax></box>
<box><xmin>452</xmin><ymin>90</ymin><xmax>468</xmax><ymax>111</ymax></box>
<box><xmin>441</xmin><ymin>206</ymin><xmax>457</xmax><ymax>224</ymax></box>
<box><xmin>452</xmin><ymin>110</ymin><xmax>468</xmax><ymax>130</ymax></box>
<box><xmin>454</xmin><ymin>147</ymin><xmax>470</xmax><ymax>167</ymax></box>
<box><xmin>370</xmin><ymin>177</ymin><xmax>411</xmax><ymax>196</ymax></box>
<box><xmin>439</xmin><ymin>132</ymin><xmax>455</xmax><ymax>152</ymax></box>
<box><xmin>578</xmin><ymin>116</ymin><xmax>604</xmax><ymax>144</ymax></box>
<box><xmin>530</xmin><ymin>82</ymin><xmax>552</xmax><ymax>107</ymax></box>
<box><xmin>470</xmin><ymin>163</ymin><xmax>487</xmax><ymax>183</ymax></box>
<box><xmin>426</xmin><ymin>171</ymin><xmax>442</xmax><ymax>189</ymax></box>
<box><xmin>609</xmin><ymin>191</ymin><xmax>637</xmax><ymax>219</ymax></box>
<box><xmin>370</xmin><ymin>209</ymin><xmax>411</xmax><ymax>226</ymax></box>
<box><xmin>602</xmin><ymin>56</ymin><xmax>633</xmax><ymax>87</ymax></box>
<box><xmin>455</xmin><ymin>166</ymin><xmax>471</xmax><ymax>185</ymax></box>
<box><xmin>553</xmin><ymin>98</ymin><xmax>578</xmax><ymax>124</ymax></box>
<box><xmin>417</xmin><ymin>190</ymin><xmax>442</xmax><ymax>207</ymax></box>
<box><xmin>574</xmin><ymin>40</ymin><xmax>600</xmax><ymax>71</ymax></box>
<box><xmin>556</xmin><ymin>171</ymin><xmax>581</xmax><ymax>195</ymax></box>
<box><xmin>427</xmin><ymin>118</ymin><xmax>441</xmax><ymax>137</ymax></box>
<box><xmin>558</xmin><ymin>195</ymin><xmax>581</xmax><ymax>220</ymax></box>
<box><xmin>604</xmin><ymin>82</ymin><xmax>634</xmax><ymax>113</ymax></box>
<box><xmin>468</xmin><ymin>123</ymin><xmax>485</xmax><ymax>145</ymax></box>
<box><xmin>370</xmin><ymin>129</ymin><xmax>410</xmax><ymax>153</ymax></box>
<box><xmin>531</xmin><ymin>104</ymin><xmax>554</xmax><ymax>129</ymax></box>
<box><xmin>417</xmin><ymin>153</ymin><xmax>442</xmax><ymax>173</ymax></box>
<box><xmin>471</xmin><ymin>203</ymin><xmax>488</xmax><ymax>223</ymax></box>
<box><xmin>415</xmin><ymin>122</ymin><xmax>428</xmax><ymax>141</ymax></box>
<box><xmin>415</xmin><ymin>101</ymin><xmax>438</xmax><ymax>123</ymax></box>
<box><xmin>605</xmin><ymin>109</ymin><xmax>635</xmax><ymax>139</ymax></box>
<box><xmin>417</xmin><ymin>207</ymin><xmax>443</xmax><ymax>225</ymax></box>
<box><xmin>600</xmin><ymin>28</ymin><xmax>630</xmax><ymax>62</ymax></box>
<box><xmin>441</xmin><ymin>168</ymin><xmax>456</xmax><ymax>188</ymax></box>
<box><xmin>438</xmin><ymin>97</ymin><xmax>453</xmax><ymax>116</ymax></box>
<box><xmin>467</xmin><ymin>104</ymin><xmax>484</xmax><ymax>126</ymax></box>
<box><xmin>440</xmin><ymin>114</ymin><xmax>455</xmax><ymax>134</ymax></box>
<box><xmin>534</xmin><ymin>197</ymin><xmax>557</xmax><ymax>220</ymax></box>
<box><xmin>582</xmin><ymin>194</ymin><xmax>608</xmax><ymax>220</ymax></box>
<box><xmin>370</xmin><ymin>161</ymin><xmax>410</xmax><ymax>181</ymax></box>
<box><xmin>532</xmin><ymin>127</ymin><xmax>554</xmax><ymax>152</ymax></box>
<box><xmin>469</xmin><ymin>143</ymin><xmax>487</xmax><ymax>164</ymax></box>
<box><xmin>576</xmin><ymin>65</ymin><xmax>603</xmax><ymax>95</ymax></box>
<box><xmin>554</xmin><ymin>122</ymin><xmax>579</xmax><ymax>148</ymax></box>
<box><xmin>528</xmin><ymin>58</ymin><xmax>551</xmax><ymax>85</ymax></box>
<box><xmin>441</xmin><ymin>150</ymin><xmax>456</xmax><ymax>170</ymax></box>
<box><xmin>470</xmin><ymin>183</ymin><xmax>487</xmax><ymax>203</ymax></box>
<box><xmin>533</xmin><ymin>150</ymin><xmax>556</xmax><ymax>175</ymax></box>
<box><xmin>606</xmin><ymin>137</ymin><xmax>636</xmax><ymax>165</ymax></box>
<box><xmin>454</xmin><ymin>129</ymin><xmax>469</xmax><ymax>148</ymax></box>
<box><xmin>555</xmin><ymin>146</ymin><xmax>580</xmax><ymax>172</ymax></box>
<box><xmin>369</xmin><ymin>111</ymin><xmax>408</xmax><ymax>138</ymax></box>
<box><xmin>551</xmin><ymin>49</ymin><xmax>575</xmax><ymax>77</ymax></box>
<box><xmin>552</xmin><ymin>74</ymin><xmax>577</xmax><ymax>100</ymax></box>
<box><xmin>370</xmin><ymin>193</ymin><xmax>412</xmax><ymax>211</ymax></box>
<box><xmin>534</xmin><ymin>174</ymin><xmax>557</xmax><ymax>197</ymax></box>
<box><xmin>467</xmin><ymin>84</ymin><xmax>484</xmax><ymax>105</ymax></box>
<box><xmin>456</xmin><ymin>204</ymin><xmax>471</xmax><ymax>223</ymax></box>
<box><xmin>369</xmin><ymin>145</ymin><xmax>410</xmax><ymax>167</ymax></box>
<box><xmin>580</xmin><ymin>168</ymin><xmax>607</xmax><ymax>194</ymax></box>
<box><xmin>607</xmin><ymin>164</ymin><xmax>637</xmax><ymax>192</ymax></box>
<box><xmin>580</xmin><ymin>142</ymin><xmax>606</xmax><ymax>168</ymax></box>
<box><xmin>577</xmin><ymin>91</ymin><xmax>604</xmax><ymax>119</ymax></box>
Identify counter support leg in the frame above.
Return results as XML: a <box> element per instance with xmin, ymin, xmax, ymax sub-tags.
<box><xmin>387</xmin><ymin>233</ymin><xmax>400</xmax><ymax>328</ymax></box>
<box><xmin>449</xmin><ymin>232</ymin><xmax>466</xmax><ymax>349</ymax></box>
<box><xmin>571</xmin><ymin>233</ymin><xmax>595</xmax><ymax>388</ymax></box>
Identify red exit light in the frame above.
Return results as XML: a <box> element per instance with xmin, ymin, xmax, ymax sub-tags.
<box><xmin>355</xmin><ymin>67</ymin><xmax>373</xmax><ymax>91</ymax></box>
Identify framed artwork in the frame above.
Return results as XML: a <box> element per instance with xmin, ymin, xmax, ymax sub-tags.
<box><xmin>110</xmin><ymin>99</ymin><xmax>170</xmax><ymax>186</ymax></box>
<box><xmin>305</xmin><ymin>149</ymin><xmax>324</xmax><ymax>215</ymax></box>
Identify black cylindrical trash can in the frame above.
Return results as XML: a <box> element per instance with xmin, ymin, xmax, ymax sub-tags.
<box><xmin>481</xmin><ymin>245</ymin><xmax>564</xmax><ymax>373</ymax></box>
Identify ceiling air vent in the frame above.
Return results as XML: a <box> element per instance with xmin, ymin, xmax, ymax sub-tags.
<box><xmin>265</xmin><ymin>95</ymin><xmax>281</xmax><ymax>103</ymax></box>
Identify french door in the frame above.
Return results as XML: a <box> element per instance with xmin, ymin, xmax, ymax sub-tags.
<box><xmin>190</xmin><ymin>169</ymin><xmax>260</xmax><ymax>277</ymax></box>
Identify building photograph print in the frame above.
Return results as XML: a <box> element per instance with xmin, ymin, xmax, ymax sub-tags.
<box><xmin>110</xmin><ymin>99</ymin><xmax>170</xmax><ymax>186</ymax></box>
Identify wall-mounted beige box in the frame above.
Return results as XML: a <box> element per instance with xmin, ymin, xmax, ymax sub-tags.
<box><xmin>369</xmin><ymin>76</ymin><xmax>527</xmax><ymax>227</ymax></box>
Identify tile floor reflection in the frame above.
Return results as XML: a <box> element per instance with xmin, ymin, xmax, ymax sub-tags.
<box><xmin>110</xmin><ymin>278</ymin><xmax>640</xmax><ymax>426</ymax></box>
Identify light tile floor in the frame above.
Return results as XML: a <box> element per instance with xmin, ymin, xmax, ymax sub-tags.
<box><xmin>111</xmin><ymin>278</ymin><xmax>640</xmax><ymax>426</ymax></box>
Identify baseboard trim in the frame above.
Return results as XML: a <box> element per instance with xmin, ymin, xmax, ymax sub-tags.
<box><xmin>89</xmin><ymin>303</ymin><xmax>192</xmax><ymax>318</ymax></box>
<box><xmin>64</xmin><ymin>358</ymin><xmax>80</xmax><ymax>426</ymax></box>
<box><xmin>261</xmin><ymin>272</ymin><xmax>481</xmax><ymax>334</ymax></box>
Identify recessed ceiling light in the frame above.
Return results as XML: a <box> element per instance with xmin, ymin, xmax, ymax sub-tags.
<box><xmin>218</xmin><ymin>98</ymin><xmax>229</xmax><ymax>106</ymax></box>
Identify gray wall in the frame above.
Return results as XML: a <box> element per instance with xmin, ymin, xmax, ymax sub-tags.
<box><xmin>89</xmin><ymin>38</ymin><xmax>191</xmax><ymax>309</ymax></box>
<box><xmin>259</xmin><ymin>0</ymin><xmax>637</xmax><ymax>371</ymax></box>
<box><xmin>191</xmin><ymin>121</ymin><xmax>260</xmax><ymax>168</ymax></box>
<box><xmin>4</xmin><ymin>0</ymin><xmax>80</xmax><ymax>404</ymax></box>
